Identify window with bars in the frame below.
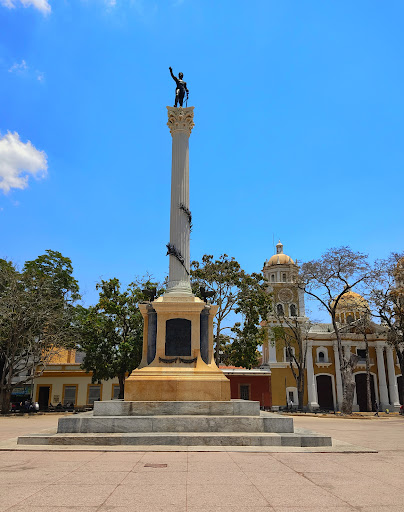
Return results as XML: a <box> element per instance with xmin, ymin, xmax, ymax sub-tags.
<box><xmin>88</xmin><ymin>385</ymin><xmax>101</xmax><ymax>405</ymax></box>
<box><xmin>63</xmin><ymin>385</ymin><xmax>77</xmax><ymax>406</ymax></box>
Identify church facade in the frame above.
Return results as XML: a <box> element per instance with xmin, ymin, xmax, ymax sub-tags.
<box><xmin>261</xmin><ymin>241</ymin><xmax>403</xmax><ymax>412</ymax></box>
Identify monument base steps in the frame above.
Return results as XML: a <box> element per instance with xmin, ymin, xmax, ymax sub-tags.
<box><xmin>17</xmin><ymin>400</ymin><xmax>332</xmax><ymax>448</ymax></box>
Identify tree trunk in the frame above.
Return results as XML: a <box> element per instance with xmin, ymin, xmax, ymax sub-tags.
<box><xmin>118</xmin><ymin>374</ymin><xmax>125</xmax><ymax>400</ymax></box>
<box><xmin>364</xmin><ymin>333</ymin><xmax>372</xmax><ymax>412</ymax></box>
<box><xmin>0</xmin><ymin>388</ymin><xmax>11</xmax><ymax>415</ymax></box>
<box><xmin>341</xmin><ymin>366</ymin><xmax>355</xmax><ymax>415</ymax></box>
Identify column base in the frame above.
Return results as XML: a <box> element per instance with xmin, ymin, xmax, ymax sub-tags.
<box><xmin>307</xmin><ymin>402</ymin><xmax>320</xmax><ymax>412</ymax></box>
<box><xmin>164</xmin><ymin>280</ymin><xmax>193</xmax><ymax>297</ymax></box>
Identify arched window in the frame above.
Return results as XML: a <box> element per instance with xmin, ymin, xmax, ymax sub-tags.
<box><xmin>271</xmin><ymin>274</ymin><xmax>275</xmax><ymax>282</ymax></box>
<box><xmin>277</xmin><ymin>303</ymin><xmax>284</xmax><ymax>316</ymax></box>
<box><xmin>316</xmin><ymin>346</ymin><xmax>328</xmax><ymax>363</ymax></box>
<box><xmin>289</xmin><ymin>304</ymin><xmax>297</xmax><ymax>317</ymax></box>
<box><xmin>282</xmin><ymin>273</ymin><xmax>287</xmax><ymax>282</ymax></box>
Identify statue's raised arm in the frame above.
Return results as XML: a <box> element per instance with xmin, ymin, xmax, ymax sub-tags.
<box><xmin>169</xmin><ymin>66</ymin><xmax>178</xmax><ymax>84</ymax></box>
<box><xmin>169</xmin><ymin>67</ymin><xmax>189</xmax><ymax>108</ymax></box>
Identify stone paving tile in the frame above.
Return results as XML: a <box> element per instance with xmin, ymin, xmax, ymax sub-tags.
<box><xmin>104</xmin><ymin>483</ymin><xmax>186</xmax><ymax>509</ymax></box>
<box><xmin>65</xmin><ymin>470</ymin><xmax>128</xmax><ymax>485</ymax></box>
<box><xmin>231</xmin><ymin>459</ymin><xmax>296</xmax><ymax>473</ymax></box>
<box><xmin>186</xmin><ymin>484</ymin><xmax>270</xmax><ymax>508</ymax></box>
<box><xmin>187</xmin><ymin>460</ymin><xmax>241</xmax><ymax>472</ymax></box>
<box><xmin>139</xmin><ymin>451</ymin><xmax>188</xmax><ymax>462</ymax></box>
<box><xmin>323</xmin><ymin>483</ymin><xmax>403</xmax><ymax>508</ymax></box>
<box><xmin>8</xmin><ymin>507</ymin><xmax>99</xmax><ymax>512</ymax></box>
<box><xmin>187</xmin><ymin>508</ymin><xmax>275</xmax><ymax>512</ymax></box>
<box><xmin>121</xmin><ymin>469</ymin><xmax>187</xmax><ymax>485</ymax></box>
<box><xmin>273</xmin><ymin>508</ymin><xmax>356</xmax><ymax>512</ymax></box>
<box><xmin>0</xmin><ymin>467</ymin><xmax>71</xmax><ymax>484</ymax></box>
<box><xmin>94</xmin><ymin>451</ymin><xmax>145</xmax><ymax>462</ymax></box>
<box><xmin>0</xmin><ymin>484</ymin><xmax>49</xmax><ymax>512</ymax></box>
<box><xmin>99</xmin><ymin>506</ymin><xmax>185</xmax><ymax>512</ymax></box>
<box><xmin>186</xmin><ymin>469</ymin><xmax>247</xmax><ymax>486</ymax></box>
<box><xmin>18</xmin><ymin>484</ymin><xmax>118</xmax><ymax>508</ymax></box>
<box><xmin>245</xmin><ymin>471</ymin><xmax>312</xmax><ymax>487</ymax></box>
<box><xmin>258</xmin><ymin>482</ymin><xmax>349</xmax><ymax>508</ymax></box>
<box><xmin>74</xmin><ymin>462</ymin><xmax>135</xmax><ymax>472</ymax></box>
<box><xmin>303</xmin><ymin>470</ymin><xmax>379</xmax><ymax>489</ymax></box>
<box><xmin>187</xmin><ymin>451</ymin><xmax>232</xmax><ymax>462</ymax></box>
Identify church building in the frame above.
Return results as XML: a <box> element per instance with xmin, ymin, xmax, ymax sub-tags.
<box><xmin>261</xmin><ymin>241</ymin><xmax>403</xmax><ymax>412</ymax></box>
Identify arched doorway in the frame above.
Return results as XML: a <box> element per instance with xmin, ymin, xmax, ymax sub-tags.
<box><xmin>398</xmin><ymin>375</ymin><xmax>403</xmax><ymax>405</ymax></box>
<box><xmin>316</xmin><ymin>375</ymin><xmax>334</xmax><ymax>410</ymax></box>
<box><xmin>355</xmin><ymin>373</ymin><xmax>376</xmax><ymax>412</ymax></box>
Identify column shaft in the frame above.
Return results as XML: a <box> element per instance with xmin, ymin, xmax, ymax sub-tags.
<box><xmin>376</xmin><ymin>345</ymin><xmax>389</xmax><ymax>408</ymax></box>
<box><xmin>386</xmin><ymin>346</ymin><xmax>400</xmax><ymax>407</ymax></box>
<box><xmin>306</xmin><ymin>342</ymin><xmax>319</xmax><ymax>410</ymax></box>
<box><xmin>166</xmin><ymin>107</ymin><xmax>194</xmax><ymax>295</ymax></box>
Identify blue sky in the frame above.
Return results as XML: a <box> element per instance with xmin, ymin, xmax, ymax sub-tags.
<box><xmin>1</xmin><ymin>0</ymin><xmax>403</xmax><ymax>310</ymax></box>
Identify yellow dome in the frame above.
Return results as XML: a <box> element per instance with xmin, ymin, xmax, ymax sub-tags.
<box><xmin>265</xmin><ymin>240</ymin><xmax>295</xmax><ymax>267</ymax></box>
<box><xmin>334</xmin><ymin>291</ymin><xmax>369</xmax><ymax>314</ymax></box>
<box><xmin>266</xmin><ymin>254</ymin><xmax>295</xmax><ymax>266</ymax></box>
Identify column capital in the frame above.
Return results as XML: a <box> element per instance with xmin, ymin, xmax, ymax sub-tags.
<box><xmin>167</xmin><ymin>106</ymin><xmax>195</xmax><ymax>136</ymax></box>
<box><xmin>375</xmin><ymin>344</ymin><xmax>385</xmax><ymax>354</ymax></box>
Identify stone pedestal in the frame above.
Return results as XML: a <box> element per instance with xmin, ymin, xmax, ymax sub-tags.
<box><xmin>124</xmin><ymin>295</ymin><xmax>230</xmax><ymax>402</ymax></box>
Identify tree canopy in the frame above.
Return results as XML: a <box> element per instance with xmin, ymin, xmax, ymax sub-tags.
<box><xmin>77</xmin><ymin>278</ymin><xmax>162</xmax><ymax>398</ymax></box>
<box><xmin>191</xmin><ymin>254</ymin><xmax>271</xmax><ymax>368</ymax></box>
<box><xmin>0</xmin><ymin>250</ymin><xmax>79</xmax><ymax>414</ymax></box>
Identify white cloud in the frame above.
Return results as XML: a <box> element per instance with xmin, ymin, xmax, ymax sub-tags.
<box><xmin>0</xmin><ymin>0</ymin><xmax>51</xmax><ymax>14</ymax></box>
<box><xmin>8</xmin><ymin>59</ymin><xmax>27</xmax><ymax>73</ymax></box>
<box><xmin>36</xmin><ymin>71</ymin><xmax>45</xmax><ymax>81</ymax></box>
<box><xmin>0</xmin><ymin>132</ymin><xmax>48</xmax><ymax>193</ymax></box>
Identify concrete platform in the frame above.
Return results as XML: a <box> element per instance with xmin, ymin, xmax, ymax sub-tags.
<box><xmin>17</xmin><ymin>400</ymin><xmax>332</xmax><ymax>449</ymax></box>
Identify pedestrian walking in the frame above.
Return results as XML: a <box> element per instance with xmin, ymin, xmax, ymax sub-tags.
<box><xmin>374</xmin><ymin>401</ymin><xmax>379</xmax><ymax>417</ymax></box>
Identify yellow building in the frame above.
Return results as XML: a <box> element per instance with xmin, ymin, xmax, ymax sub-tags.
<box><xmin>261</xmin><ymin>241</ymin><xmax>403</xmax><ymax>412</ymax></box>
<box><xmin>34</xmin><ymin>349</ymin><xmax>121</xmax><ymax>410</ymax></box>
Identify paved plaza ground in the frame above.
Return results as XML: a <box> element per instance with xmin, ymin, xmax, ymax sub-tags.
<box><xmin>0</xmin><ymin>413</ymin><xmax>403</xmax><ymax>511</ymax></box>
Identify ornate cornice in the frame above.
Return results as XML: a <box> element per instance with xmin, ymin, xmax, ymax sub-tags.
<box><xmin>167</xmin><ymin>106</ymin><xmax>195</xmax><ymax>136</ymax></box>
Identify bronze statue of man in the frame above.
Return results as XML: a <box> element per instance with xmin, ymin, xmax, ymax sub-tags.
<box><xmin>169</xmin><ymin>67</ymin><xmax>189</xmax><ymax>107</ymax></box>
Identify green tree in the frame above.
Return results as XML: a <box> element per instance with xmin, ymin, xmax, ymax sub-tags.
<box><xmin>0</xmin><ymin>251</ymin><xmax>79</xmax><ymax>414</ymax></box>
<box><xmin>77</xmin><ymin>278</ymin><xmax>161</xmax><ymax>399</ymax></box>
<box><xmin>191</xmin><ymin>255</ymin><xmax>271</xmax><ymax>367</ymax></box>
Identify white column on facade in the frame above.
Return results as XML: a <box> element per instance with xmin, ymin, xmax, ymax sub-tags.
<box><xmin>306</xmin><ymin>341</ymin><xmax>319</xmax><ymax>410</ymax></box>
<box><xmin>333</xmin><ymin>343</ymin><xmax>343</xmax><ymax>409</ymax></box>
<box><xmin>386</xmin><ymin>346</ymin><xmax>400</xmax><ymax>408</ymax></box>
<box><xmin>375</xmin><ymin>345</ymin><xmax>390</xmax><ymax>408</ymax></box>
<box><xmin>269</xmin><ymin>342</ymin><xmax>277</xmax><ymax>363</ymax></box>
<box><xmin>165</xmin><ymin>107</ymin><xmax>194</xmax><ymax>296</ymax></box>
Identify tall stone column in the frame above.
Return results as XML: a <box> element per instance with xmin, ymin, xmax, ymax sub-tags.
<box><xmin>166</xmin><ymin>107</ymin><xmax>195</xmax><ymax>296</ymax></box>
<box><xmin>333</xmin><ymin>342</ymin><xmax>343</xmax><ymax>409</ymax></box>
<box><xmin>376</xmin><ymin>345</ymin><xmax>389</xmax><ymax>409</ymax></box>
<box><xmin>386</xmin><ymin>346</ymin><xmax>400</xmax><ymax>409</ymax></box>
<box><xmin>306</xmin><ymin>341</ymin><xmax>319</xmax><ymax>410</ymax></box>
